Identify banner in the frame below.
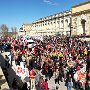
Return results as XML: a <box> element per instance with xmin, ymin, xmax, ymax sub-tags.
<box><xmin>16</xmin><ymin>65</ymin><xmax>29</xmax><ymax>79</ymax></box>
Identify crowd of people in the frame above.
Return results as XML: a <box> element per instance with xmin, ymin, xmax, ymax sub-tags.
<box><xmin>0</xmin><ymin>35</ymin><xmax>90</xmax><ymax>90</ymax></box>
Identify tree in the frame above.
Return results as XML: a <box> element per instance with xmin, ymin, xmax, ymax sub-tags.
<box><xmin>0</xmin><ymin>24</ymin><xmax>9</xmax><ymax>37</ymax></box>
<box><xmin>11</xmin><ymin>27</ymin><xmax>17</xmax><ymax>38</ymax></box>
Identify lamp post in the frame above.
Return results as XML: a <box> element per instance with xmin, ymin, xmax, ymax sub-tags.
<box><xmin>70</xmin><ymin>24</ymin><xmax>73</xmax><ymax>37</ymax></box>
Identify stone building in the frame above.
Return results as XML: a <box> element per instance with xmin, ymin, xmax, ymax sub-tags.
<box><xmin>72</xmin><ymin>1</ymin><xmax>90</xmax><ymax>36</ymax></box>
<box><xmin>19</xmin><ymin>1</ymin><xmax>90</xmax><ymax>37</ymax></box>
<box><xmin>19</xmin><ymin>24</ymin><xmax>32</xmax><ymax>36</ymax></box>
<box><xmin>31</xmin><ymin>10</ymin><xmax>72</xmax><ymax>36</ymax></box>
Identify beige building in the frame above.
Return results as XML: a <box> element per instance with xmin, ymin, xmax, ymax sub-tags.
<box><xmin>31</xmin><ymin>10</ymin><xmax>72</xmax><ymax>36</ymax></box>
<box><xmin>19</xmin><ymin>1</ymin><xmax>90</xmax><ymax>37</ymax></box>
<box><xmin>72</xmin><ymin>1</ymin><xmax>90</xmax><ymax>36</ymax></box>
<box><xmin>19</xmin><ymin>24</ymin><xmax>32</xmax><ymax>36</ymax></box>
<box><xmin>19</xmin><ymin>11</ymin><xmax>72</xmax><ymax>37</ymax></box>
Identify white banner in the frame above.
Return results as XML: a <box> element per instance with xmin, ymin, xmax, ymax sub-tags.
<box><xmin>16</xmin><ymin>65</ymin><xmax>29</xmax><ymax>80</ymax></box>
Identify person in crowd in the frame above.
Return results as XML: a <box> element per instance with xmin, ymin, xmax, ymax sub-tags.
<box><xmin>48</xmin><ymin>66</ymin><xmax>53</xmax><ymax>80</ymax></box>
<box><xmin>5</xmin><ymin>55</ymin><xmax>9</xmax><ymax>68</ymax></box>
<box><xmin>59</xmin><ymin>67</ymin><xmax>63</xmax><ymax>82</ymax></box>
<box><xmin>1</xmin><ymin>35</ymin><xmax>90</xmax><ymax>90</ymax></box>
<box><xmin>35</xmin><ymin>73</ymin><xmax>41</xmax><ymax>90</ymax></box>
<box><xmin>54</xmin><ymin>68</ymin><xmax>60</xmax><ymax>85</ymax></box>
<box><xmin>22</xmin><ymin>82</ymin><xmax>28</xmax><ymax>90</ymax></box>
<box><xmin>85</xmin><ymin>80</ymin><xmax>90</xmax><ymax>90</ymax></box>
<box><xmin>56</xmin><ymin>86</ymin><xmax>59</xmax><ymax>90</ymax></box>
<box><xmin>43</xmin><ymin>79</ymin><xmax>49</xmax><ymax>90</ymax></box>
<box><xmin>0</xmin><ymin>42</ymin><xmax>3</xmax><ymax>53</ymax></box>
<box><xmin>12</xmin><ymin>78</ymin><xmax>19</xmax><ymax>90</ymax></box>
<box><xmin>3</xmin><ymin>68</ymin><xmax>9</xmax><ymax>86</ymax></box>
<box><xmin>67</xmin><ymin>74</ymin><xmax>73</xmax><ymax>90</ymax></box>
<box><xmin>3</xmin><ymin>43</ymin><xmax>7</xmax><ymax>52</ymax></box>
<box><xmin>40</xmin><ymin>76</ymin><xmax>45</xmax><ymax>90</ymax></box>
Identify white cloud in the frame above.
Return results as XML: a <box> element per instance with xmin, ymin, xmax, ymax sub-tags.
<box><xmin>43</xmin><ymin>0</ymin><xmax>59</xmax><ymax>6</ymax></box>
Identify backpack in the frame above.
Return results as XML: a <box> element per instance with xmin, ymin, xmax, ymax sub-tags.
<box><xmin>41</xmin><ymin>84</ymin><xmax>46</xmax><ymax>90</ymax></box>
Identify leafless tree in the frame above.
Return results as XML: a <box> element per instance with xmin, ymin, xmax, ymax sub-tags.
<box><xmin>0</xmin><ymin>24</ymin><xmax>9</xmax><ymax>37</ymax></box>
<box><xmin>11</xmin><ymin>27</ymin><xmax>17</xmax><ymax>38</ymax></box>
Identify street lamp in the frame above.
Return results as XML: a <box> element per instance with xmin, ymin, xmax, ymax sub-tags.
<box><xmin>68</xmin><ymin>16</ymin><xmax>73</xmax><ymax>37</ymax></box>
<box><xmin>69</xmin><ymin>23</ymin><xmax>73</xmax><ymax>37</ymax></box>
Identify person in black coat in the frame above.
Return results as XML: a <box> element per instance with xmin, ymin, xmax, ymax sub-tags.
<box><xmin>12</xmin><ymin>78</ymin><xmax>18</xmax><ymax>90</ymax></box>
<box><xmin>22</xmin><ymin>82</ymin><xmax>28</xmax><ymax>90</ymax></box>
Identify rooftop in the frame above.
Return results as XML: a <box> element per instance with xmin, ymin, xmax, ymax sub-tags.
<box><xmin>72</xmin><ymin>1</ymin><xmax>90</xmax><ymax>8</ymax></box>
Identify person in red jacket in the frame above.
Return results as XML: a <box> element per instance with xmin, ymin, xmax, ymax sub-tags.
<box><xmin>44</xmin><ymin>79</ymin><xmax>49</xmax><ymax>90</ymax></box>
<box><xmin>40</xmin><ymin>79</ymin><xmax>49</xmax><ymax>90</ymax></box>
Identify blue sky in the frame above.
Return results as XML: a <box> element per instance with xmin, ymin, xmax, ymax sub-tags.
<box><xmin>0</xmin><ymin>0</ymin><xmax>87</xmax><ymax>31</ymax></box>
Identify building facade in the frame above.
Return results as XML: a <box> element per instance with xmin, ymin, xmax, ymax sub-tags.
<box><xmin>19</xmin><ymin>24</ymin><xmax>32</xmax><ymax>36</ymax></box>
<box><xmin>19</xmin><ymin>1</ymin><xmax>90</xmax><ymax>37</ymax></box>
<box><xmin>31</xmin><ymin>10</ymin><xmax>72</xmax><ymax>36</ymax></box>
<box><xmin>72</xmin><ymin>1</ymin><xmax>90</xmax><ymax>36</ymax></box>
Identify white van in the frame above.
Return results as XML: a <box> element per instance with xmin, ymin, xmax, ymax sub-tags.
<box><xmin>27</xmin><ymin>39</ymin><xmax>36</xmax><ymax>48</ymax></box>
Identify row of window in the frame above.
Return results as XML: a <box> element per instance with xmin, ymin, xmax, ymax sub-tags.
<box><xmin>33</xmin><ymin>19</ymin><xmax>69</xmax><ymax>27</ymax></box>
